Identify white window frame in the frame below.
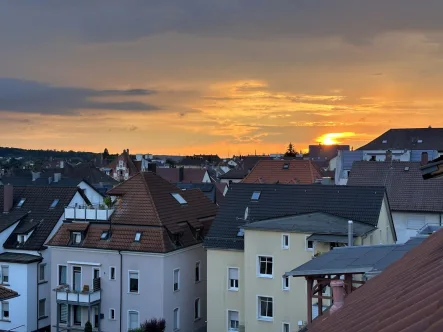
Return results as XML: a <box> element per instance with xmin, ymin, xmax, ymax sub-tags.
<box><xmin>72</xmin><ymin>232</ymin><xmax>82</xmax><ymax>244</ymax></box>
<box><xmin>257</xmin><ymin>255</ymin><xmax>273</xmax><ymax>278</ymax></box>
<box><xmin>173</xmin><ymin>268</ymin><xmax>180</xmax><ymax>292</ymax></box>
<box><xmin>72</xmin><ymin>266</ymin><xmax>82</xmax><ymax>292</ymax></box>
<box><xmin>228</xmin><ymin>267</ymin><xmax>239</xmax><ymax>291</ymax></box>
<box><xmin>282</xmin><ymin>322</ymin><xmax>290</xmax><ymax>332</ymax></box>
<box><xmin>128</xmin><ymin>310</ymin><xmax>140</xmax><ymax>330</ymax></box>
<box><xmin>282</xmin><ymin>276</ymin><xmax>290</xmax><ymax>291</ymax></box>
<box><xmin>305</xmin><ymin>236</ymin><xmax>314</xmax><ymax>251</ymax></box>
<box><xmin>282</xmin><ymin>234</ymin><xmax>290</xmax><ymax>249</ymax></box>
<box><xmin>109</xmin><ymin>266</ymin><xmax>116</xmax><ymax>280</ymax></box>
<box><xmin>109</xmin><ymin>308</ymin><xmax>116</xmax><ymax>320</ymax></box>
<box><xmin>195</xmin><ymin>261</ymin><xmax>201</xmax><ymax>283</ymax></box>
<box><xmin>257</xmin><ymin>295</ymin><xmax>274</xmax><ymax>322</ymax></box>
<box><xmin>227</xmin><ymin>309</ymin><xmax>240</xmax><ymax>332</ymax></box>
<box><xmin>38</xmin><ymin>298</ymin><xmax>46</xmax><ymax>318</ymax></box>
<box><xmin>194</xmin><ymin>298</ymin><xmax>201</xmax><ymax>321</ymax></box>
<box><xmin>1</xmin><ymin>266</ymin><xmax>9</xmax><ymax>285</ymax></box>
<box><xmin>38</xmin><ymin>263</ymin><xmax>46</xmax><ymax>282</ymax></box>
<box><xmin>57</xmin><ymin>264</ymin><xmax>68</xmax><ymax>286</ymax></box>
<box><xmin>128</xmin><ymin>270</ymin><xmax>140</xmax><ymax>294</ymax></box>
<box><xmin>1</xmin><ymin>301</ymin><xmax>9</xmax><ymax>321</ymax></box>
<box><xmin>173</xmin><ymin>307</ymin><xmax>180</xmax><ymax>331</ymax></box>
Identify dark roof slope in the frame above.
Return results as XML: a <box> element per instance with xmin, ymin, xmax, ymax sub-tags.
<box><xmin>242</xmin><ymin>160</ymin><xmax>322</xmax><ymax>184</ymax></box>
<box><xmin>307</xmin><ymin>229</ymin><xmax>443</xmax><ymax>332</ymax></box>
<box><xmin>348</xmin><ymin>161</ymin><xmax>443</xmax><ymax>212</ymax></box>
<box><xmin>357</xmin><ymin>128</ymin><xmax>443</xmax><ymax>151</ymax></box>
<box><xmin>156</xmin><ymin>168</ymin><xmax>207</xmax><ymax>183</ymax></box>
<box><xmin>0</xmin><ymin>252</ymin><xmax>43</xmax><ymax>264</ymax></box>
<box><xmin>218</xmin><ymin>169</ymin><xmax>248</xmax><ymax>180</ymax></box>
<box><xmin>308</xmin><ymin>144</ymin><xmax>350</xmax><ymax>160</ymax></box>
<box><xmin>205</xmin><ymin>183</ymin><xmax>387</xmax><ymax>250</ymax></box>
<box><xmin>0</xmin><ymin>186</ymin><xmax>83</xmax><ymax>250</ymax></box>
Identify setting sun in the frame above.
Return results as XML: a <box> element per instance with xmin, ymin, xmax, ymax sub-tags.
<box><xmin>317</xmin><ymin>132</ymin><xmax>356</xmax><ymax>145</ymax></box>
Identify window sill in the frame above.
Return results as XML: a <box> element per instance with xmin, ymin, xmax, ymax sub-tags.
<box><xmin>257</xmin><ymin>274</ymin><xmax>273</xmax><ymax>279</ymax></box>
<box><xmin>0</xmin><ymin>319</ymin><xmax>10</xmax><ymax>322</ymax></box>
<box><xmin>1</xmin><ymin>283</ymin><xmax>9</xmax><ymax>286</ymax></box>
<box><xmin>282</xmin><ymin>247</ymin><xmax>289</xmax><ymax>250</ymax></box>
<box><xmin>195</xmin><ymin>280</ymin><xmax>201</xmax><ymax>284</ymax></box>
<box><xmin>38</xmin><ymin>315</ymin><xmax>48</xmax><ymax>320</ymax></box>
<box><xmin>38</xmin><ymin>280</ymin><xmax>48</xmax><ymax>285</ymax></box>
<box><xmin>173</xmin><ymin>289</ymin><xmax>180</xmax><ymax>293</ymax></box>
<box><xmin>128</xmin><ymin>292</ymin><xmax>140</xmax><ymax>295</ymax></box>
<box><xmin>283</xmin><ymin>288</ymin><xmax>290</xmax><ymax>292</ymax></box>
<box><xmin>258</xmin><ymin>317</ymin><xmax>273</xmax><ymax>322</ymax></box>
<box><xmin>228</xmin><ymin>288</ymin><xmax>239</xmax><ymax>292</ymax></box>
<box><xmin>194</xmin><ymin>317</ymin><xmax>201</xmax><ymax>322</ymax></box>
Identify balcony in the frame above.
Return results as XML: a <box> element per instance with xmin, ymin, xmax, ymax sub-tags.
<box><xmin>55</xmin><ymin>278</ymin><xmax>101</xmax><ymax>306</ymax></box>
<box><xmin>64</xmin><ymin>204</ymin><xmax>114</xmax><ymax>221</ymax></box>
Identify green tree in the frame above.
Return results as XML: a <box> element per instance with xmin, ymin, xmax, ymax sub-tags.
<box><xmin>84</xmin><ymin>321</ymin><xmax>93</xmax><ymax>332</ymax></box>
<box><xmin>103</xmin><ymin>148</ymin><xmax>110</xmax><ymax>159</ymax></box>
<box><xmin>284</xmin><ymin>143</ymin><xmax>297</xmax><ymax>157</ymax></box>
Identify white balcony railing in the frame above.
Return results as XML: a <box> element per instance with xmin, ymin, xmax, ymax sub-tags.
<box><xmin>55</xmin><ymin>288</ymin><xmax>101</xmax><ymax>304</ymax></box>
<box><xmin>64</xmin><ymin>205</ymin><xmax>114</xmax><ymax>221</ymax></box>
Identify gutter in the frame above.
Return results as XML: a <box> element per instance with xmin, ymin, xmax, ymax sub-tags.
<box><xmin>36</xmin><ymin>250</ymin><xmax>43</xmax><ymax>331</ymax></box>
<box><xmin>119</xmin><ymin>250</ymin><xmax>123</xmax><ymax>332</ymax></box>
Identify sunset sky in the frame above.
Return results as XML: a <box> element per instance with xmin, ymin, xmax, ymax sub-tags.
<box><xmin>1</xmin><ymin>1</ymin><xmax>443</xmax><ymax>156</ymax></box>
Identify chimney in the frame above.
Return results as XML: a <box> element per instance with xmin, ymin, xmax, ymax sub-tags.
<box><xmin>179</xmin><ymin>167</ymin><xmax>184</xmax><ymax>182</ymax></box>
<box><xmin>330</xmin><ymin>280</ymin><xmax>346</xmax><ymax>314</ymax></box>
<box><xmin>421</xmin><ymin>152</ymin><xmax>429</xmax><ymax>166</ymax></box>
<box><xmin>385</xmin><ymin>150</ymin><xmax>392</xmax><ymax>162</ymax></box>
<box><xmin>3</xmin><ymin>184</ymin><xmax>13</xmax><ymax>213</ymax></box>
<box><xmin>348</xmin><ymin>220</ymin><xmax>353</xmax><ymax>246</ymax></box>
<box><xmin>31</xmin><ymin>171</ymin><xmax>41</xmax><ymax>181</ymax></box>
<box><xmin>54</xmin><ymin>173</ymin><xmax>62</xmax><ymax>183</ymax></box>
<box><xmin>147</xmin><ymin>163</ymin><xmax>157</xmax><ymax>174</ymax></box>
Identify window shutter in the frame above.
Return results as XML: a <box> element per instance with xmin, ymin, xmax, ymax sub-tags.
<box><xmin>229</xmin><ymin>268</ymin><xmax>238</xmax><ymax>279</ymax></box>
<box><xmin>230</xmin><ymin>311</ymin><xmax>239</xmax><ymax>321</ymax></box>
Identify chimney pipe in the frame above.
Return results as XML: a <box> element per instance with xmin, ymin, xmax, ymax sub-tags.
<box><xmin>3</xmin><ymin>184</ymin><xmax>13</xmax><ymax>213</ymax></box>
<box><xmin>348</xmin><ymin>220</ymin><xmax>353</xmax><ymax>246</ymax></box>
<box><xmin>330</xmin><ymin>279</ymin><xmax>346</xmax><ymax>314</ymax></box>
<box><xmin>421</xmin><ymin>152</ymin><xmax>429</xmax><ymax>166</ymax></box>
<box><xmin>179</xmin><ymin>167</ymin><xmax>184</xmax><ymax>182</ymax></box>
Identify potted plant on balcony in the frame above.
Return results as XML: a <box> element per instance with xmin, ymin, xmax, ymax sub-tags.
<box><xmin>82</xmin><ymin>285</ymin><xmax>90</xmax><ymax>293</ymax></box>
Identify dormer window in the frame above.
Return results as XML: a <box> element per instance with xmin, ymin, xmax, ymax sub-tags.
<box><xmin>50</xmin><ymin>199</ymin><xmax>59</xmax><ymax>209</ymax></box>
<box><xmin>283</xmin><ymin>163</ymin><xmax>289</xmax><ymax>169</ymax></box>
<box><xmin>251</xmin><ymin>191</ymin><xmax>261</xmax><ymax>200</ymax></box>
<box><xmin>17</xmin><ymin>235</ymin><xmax>25</xmax><ymax>244</ymax></box>
<box><xmin>173</xmin><ymin>234</ymin><xmax>182</xmax><ymax>247</ymax></box>
<box><xmin>72</xmin><ymin>232</ymin><xmax>82</xmax><ymax>245</ymax></box>
<box><xmin>171</xmin><ymin>193</ymin><xmax>187</xmax><ymax>205</ymax></box>
<box><xmin>17</xmin><ymin>199</ymin><xmax>26</xmax><ymax>208</ymax></box>
<box><xmin>134</xmin><ymin>232</ymin><xmax>142</xmax><ymax>242</ymax></box>
<box><xmin>418</xmin><ymin>139</ymin><xmax>423</xmax><ymax>143</ymax></box>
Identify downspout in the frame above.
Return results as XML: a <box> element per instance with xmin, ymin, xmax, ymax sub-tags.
<box><xmin>37</xmin><ymin>251</ymin><xmax>43</xmax><ymax>331</ymax></box>
<box><xmin>119</xmin><ymin>250</ymin><xmax>123</xmax><ymax>332</ymax></box>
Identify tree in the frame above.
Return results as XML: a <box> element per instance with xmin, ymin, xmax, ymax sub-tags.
<box><xmin>284</xmin><ymin>143</ymin><xmax>297</xmax><ymax>157</ymax></box>
<box><xmin>103</xmin><ymin>148</ymin><xmax>110</xmax><ymax>159</ymax></box>
<box><xmin>141</xmin><ymin>318</ymin><xmax>166</xmax><ymax>332</ymax></box>
<box><xmin>84</xmin><ymin>321</ymin><xmax>93</xmax><ymax>332</ymax></box>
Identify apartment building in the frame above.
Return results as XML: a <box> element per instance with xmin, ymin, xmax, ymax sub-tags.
<box><xmin>48</xmin><ymin>172</ymin><xmax>217</xmax><ymax>332</ymax></box>
<box><xmin>204</xmin><ymin>183</ymin><xmax>396</xmax><ymax>332</ymax></box>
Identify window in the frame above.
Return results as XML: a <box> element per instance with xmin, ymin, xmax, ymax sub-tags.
<box><xmin>100</xmin><ymin>231</ymin><xmax>109</xmax><ymax>240</ymax></box>
<box><xmin>282</xmin><ymin>234</ymin><xmax>289</xmax><ymax>249</ymax></box>
<box><xmin>39</xmin><ymin>299</ymin><xmax>46</xmax><ymax>318</ymax></box>
<box><xmin>93</xmin><ymin>268</ymin><xmax>100</xmax><ymax>280</ymax></box>
<box><xmin>171</xmin><ymin>193</ymin><xmax>187</xmax><ymax>204</ymax></box>
<box><xmin>418</xmin><ymin>139</ymin><xmax>423</xmax><ymax>143</ymax></box>
<box><xmin>50</xmin><ymin>199</ymin><xmax>59</xmax><ymax>208</ymax></box>
<box><xmin>228</xmin><ymin>268</ymin><xmax>239</xmax><ymax>290</ymax></box>
<box><xmin>195</xmin><ymin>262</ymin><xmax>201</xmax><ymax>283</ymax></box>
<box><xmin>110</xmin><ymin>267</ymin><xmax>116</xmax><ymax>280</ymax></box>
<box><xmin>73</xmin><ymin>305</ymin><xmax>81</xmax><ymax>325</ymax></box>
<box><xmin>59</xmin><ymin>303</ymin><xmax>67</xmax><ymax>324</ymax></box>
<box><xmin>73</xmin><ymin>266</ymin><xmax>81</xmax><ymax>292</ymax></box>
<box><xmin>258</xmin><ymin>296</ymin><xmax>273</xmax><ymax>321</ymax></box>
<box><xmin>1</xmin><ymin>302</ymin><xmax>9</xmax><ymax>320</ymax></box>
<box><xmin>251</xmin><ymin>191</ymin><xmax>261</xmax><ymax>200</ymax></box>
<box><xmin>129</xmin><ymin>271</ymin><xmax>139</xmax><ymax>293</ymax></box>
<box><xmin>258</xmin><ymin>256</ymin><xmax>273</xmax><ymax>277</ymax></box>
<box><xmin>17</xmin><ymin>198</ymin><xmax>26</xmax><ymax>208</ymax></box>
<box><xmin>305</xmin><ymin>236</ymin><xmax>314</xmax><ymax>251</ymax></box>
<box><xmin>17</xmin><ymin>235</ymin><xmax>25</xmax><ymax>244</ymax></box>
<box><xmin>194</xmin><ymin>298</ymin><xmax>201</xmax><ymax>320</ymax></box>
<box><xmin>283</xmin><ymin>322</ymin><xmax>290</xmax><ymax>332</ymax></box>
<box><xmin>283</xmin><ymin>163</ymin><xmax>289</xmax><ymax>169</ymax></box>
<box><xmin>58</xmin><ymin>265</ymin><xmax>67</xmax><ymax>285</ymax></box>
<box><xmin>72</xmin><ymin>232</ymin><xmax>82</xmax><ymax>244</ymax></box>
<box><xmin>128</xmin><ymin>311</ymin><xmax>139</xmax><ymax>330</ymax></box>
<box><xmin>282</xmin><ymin>276</ymin><xmax>290</xmax><ymax>291</ymax></box>
<box><xmin>173</xmin><ymin>269</ymin><xmax>180</xmax><ymax>291</ymax></box>
<box><xmin>173</xmin><ymin>308</ymin><xmax>180</xmax><ymax>330</ymax></box>
<box><xmin>1</xmin><ymin>266</ymin><xmax>8</xmax><ymax>284</ymax></box>
<box><xmin>134</xmin><ymin>232</ymin><xmax>142</xmax><ymax>242</ymax></box>
<box><xmin>228</xmin><ymin>310</ymin><xmax>239</xmax><ymax>331</ymax></box>
<box><xmin>382</xmin><ymin>140</ymin><xmax>388</xmax><ymax>144</ymax></box>
<box><xmin>39</xmin><ymin>264</ymin><xmax>46</xmax><ymax>282</ymax></box>
<box><xmin>109</xmin><ymin>308</ymin><xmax>115</xmax><ymax>320</ymax></box>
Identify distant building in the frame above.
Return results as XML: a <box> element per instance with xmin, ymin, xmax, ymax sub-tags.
<box><xmin>106</xmin><ymin>149</ymin><xmax>139</xmax><ymax>181</ymax></box>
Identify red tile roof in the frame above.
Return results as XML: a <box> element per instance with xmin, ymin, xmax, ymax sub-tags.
<box><xmin>242</xmin><ymin>160</ymin><xmax>322</xmax><ymax>184</ymax></box>
<box><xmin>0</xmin><ymin>286</ymin><xmax>19</xmax><ymax>301</ymax></box>
<box><xmin>307</xmin><ymin>228</ymin><xmax>443</xmax><ymax>332</ymax></box>
<box><xmin>106</xmin><ymin>150</ymin><xmax>139</xmax><ymax>176</ymax></box>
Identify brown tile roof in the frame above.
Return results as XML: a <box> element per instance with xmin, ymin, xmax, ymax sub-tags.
<box><xmin>0</xmin><ymin>286</ymin><xmax>19</xmax><ymax>301</ymax></box>
<box><xmin>49</xmin><ymin>172</ymin><xmax>217</xmax><ymax>253</ymax></box>
<box><xmin>242</xmin><ymin>160</ymin><xmax>322</xmax><ymax>184</ymax></box>
<box><xmin>156</xmin><ymin>168</ymin><xmax>207</xmax><ymax>183</ymax></box>
<box><xmin>307</xmin><ymin>229</ymin><xmax>443</xmax><ymax>332</ymax></box>
<box><xmin>106</xmin><ymin>150</ymin><xmax>139</xmax><ymax>176</ymax></box>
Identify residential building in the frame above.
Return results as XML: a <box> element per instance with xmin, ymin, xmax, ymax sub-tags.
<box><xmin>0</xmin><ymin>185</ymin><xmax>90</xmax><ymax>332</ymax></box>
<box><xmin>48</xmin><ymin>172</ymin><xmax>217</xmax><ymax>332</ymax></box>
<box><xmin>219</xmin><ymin>169</ymin><xmax>248</xmax><ymax>184</ymax></box>
<box><xmin>106</xmin><ymin>149</ymin><xmax>139</xmax><ymax>182</ymax></box>
<box><xmin>347</xmin><ymin>161</ymin><xmax>443</xmax><ymax>243</ymax></box>
<box><xmin>156</xmin><ymin>167</ymin><xmax>211</xmax><ymax>183</ymax></box>
<box><xmin>219</xmin><ymin>156</ymin><xmax>273</xmax><ymax>184</ymax></box>
<box><xmin>242</xmin><ymin>160</ymin><xmax>322</xmax><ymax>184</ymax></box>
<box><xmin>304</xmin><ymin>227</ymin><xmax>443</xmax><ymax>332</ymax></box>
<box><xmin>204</xmin><ymin>183</ymin><xmax>396</xmax><ymax>332</ymax></box>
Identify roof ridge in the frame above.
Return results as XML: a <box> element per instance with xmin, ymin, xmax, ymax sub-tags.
<box><xmin>140</xmin><ymin>173</ymin><xmax>164</xmax><ymax>234</ymax></box>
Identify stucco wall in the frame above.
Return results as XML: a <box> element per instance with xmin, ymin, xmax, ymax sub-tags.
<box><xmin>207</xmin><ymin>249</ymin><xmax>245</xmax><ymax>332</ymax></box>
<box><xmin>392</xmin><ymin>211</ymin><xmax>441</xmax><ymax>244</ymax></box>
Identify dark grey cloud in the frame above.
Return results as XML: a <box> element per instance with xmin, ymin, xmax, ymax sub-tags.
<box><xmin>0</xmin><ymin>78</ymin><xmax>159</xmax><ymax>114</ymax></box>
<box><xmin>1</xmin><ymin>1</ymin><xmax>443</xmax><ymax>45</ymax></box>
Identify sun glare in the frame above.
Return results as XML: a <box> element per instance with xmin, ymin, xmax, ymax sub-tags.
<box><xmin>317</xmin><ymin>132</ymin><xmax>356</xmax><ymax>145</ymax></box>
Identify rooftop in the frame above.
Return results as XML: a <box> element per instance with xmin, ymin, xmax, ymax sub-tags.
<box><xmin>0</xmin><ymin>286</ymin><xmax>19</xmax><ymax>301</ymax></box>
<box><xmin>0</xmin><ymin>252</ymin><xmax>43</xmax><ymax>264</ymax></box>
<box><xmin>156</xmin><ymin>168</ymin><xmax>207</xmax><ymax>183</ymax></box>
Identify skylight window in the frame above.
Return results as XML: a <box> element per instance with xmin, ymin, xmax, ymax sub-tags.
<box><xmin>171</xmin><ymin>193</ymin><xmax>187</xmax><ymax>205</ymax></box>
<box><xmin>135</xmin><ymin>232</ymin><xmax>142</xmax><ymax>242</ymax></box>
<box><xmin>50</xmin><ymin>199</ymin><xmax>59</xmax><ymax>209</ymax></box>
<box><xmin>100</xmin><ymin>231</ymin><xmax>109</xmax><ymax>240</ymax></box>
<box><xmin>283</xmin><ymin>163</ymin><xmax>289</xmax><ymax>169</ymax></box>
<box><xmin>251</xmin><ymin>191</ymin><xmax>261</xmax><ymax>200</ymax></box>
<box><xmin>382</xmin><ymin>140</ymin><xmax>388</xmax><ymax>144</ymax></box>
<box><xmin>418</xmin><ymin>139</ymin><xmax>423</xmax><ymax>143</ymax></box>
<box><xmin>17</xmin><ymin>198</ymin><xmax>26</xmax><ymax>208</ymax></box>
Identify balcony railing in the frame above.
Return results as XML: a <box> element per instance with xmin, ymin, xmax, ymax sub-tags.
<box><xmin>55</xmin><ymin>278</ymin><xmax>101</xmax><ymax>305</ymax></box>
<box><xmin>64</xmin><ymin>204</ymin><xmax>114</xmax><ymax>221</ymax></box>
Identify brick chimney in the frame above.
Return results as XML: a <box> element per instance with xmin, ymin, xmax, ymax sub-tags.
<box><xmin>3</xmin><ymin>184</ymin><xmax>13</xmax><ymax>214</ymax></box>
<box><xmin>330</xmin><ymin>279</ymin><xmax>346</xmax><ymax>314</ymax></box>
<box><xmin>421</xmin><ymin>152</ymin><xmax>429</xmax><ymax>166</ymax></box>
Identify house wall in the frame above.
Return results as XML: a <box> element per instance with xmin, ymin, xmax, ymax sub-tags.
<box><xmin>328</xmin><ymin>156</ymin><xmax>337</xmax><ymax>171</ymax></box>
<box><xmin>362</xmin><ymin>150</ymin><xmax>410</xmax><ymax>161</ymax></box>
<box><xmin>0</xmin><ymin>222</ymin><xmax>19</xmax><ymax>254</ymax></box>
<box><xmin>392</xmin><ymin>211</ymin><xmax>442</xmax><ymax>244</ymax></box>
<box><xmin>78</xmin><ymin>181</ymin><xmax>103</xmax><ymax>206</ymax></box>
<box><xmin>38</xmin><ymin>249</ymin><xmax>51</xmax><ymax>330</ymax></box>
<box><xmin>202</xmin><ymin>172</ymin><xmax>211</xmax><ymax>183</ymax></box>
<box><xmin>207</xmin><ymin>249</ymin><xmax>245</xmax><ymax>332</ymax></box>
